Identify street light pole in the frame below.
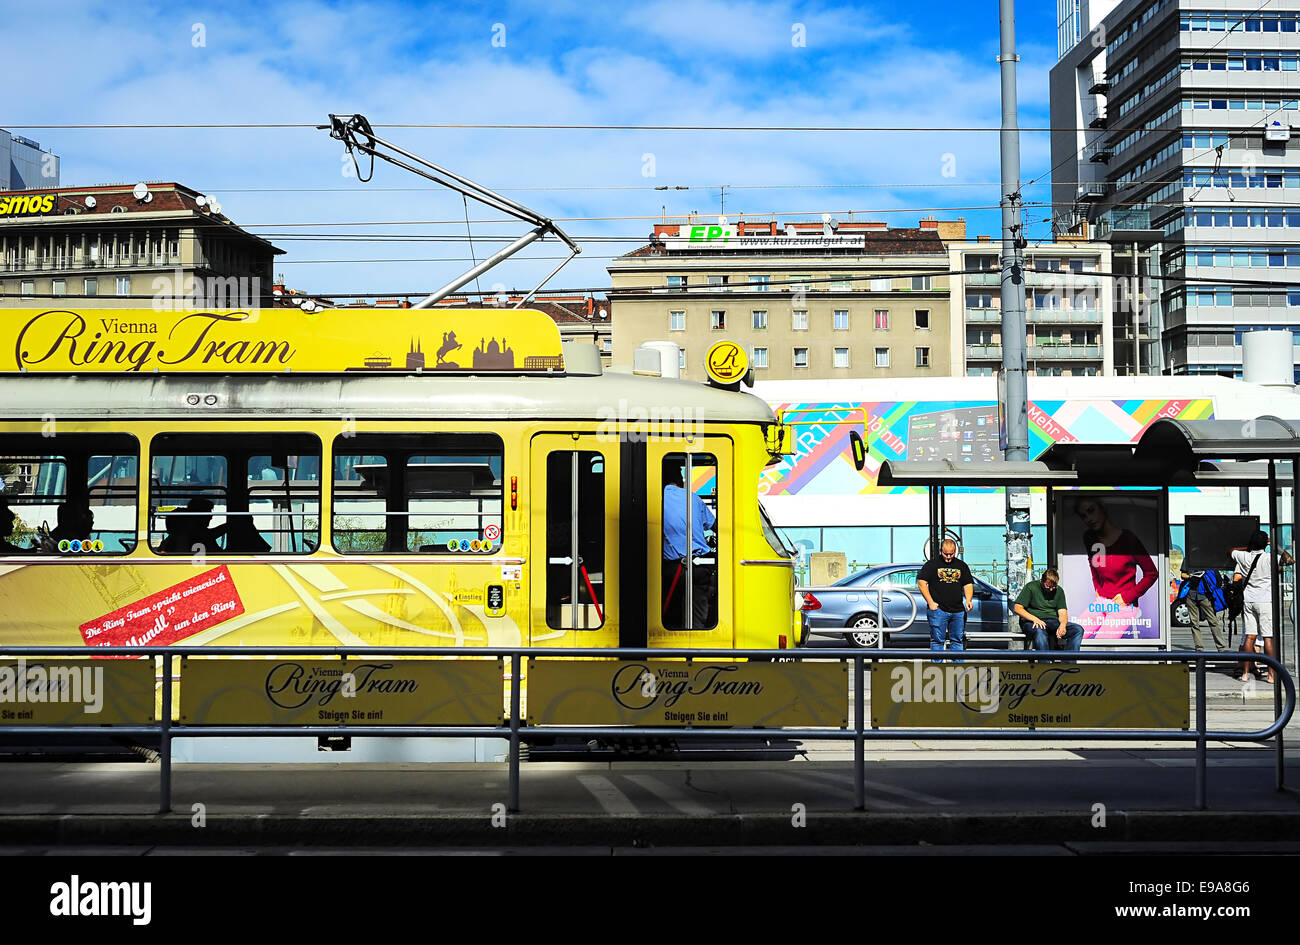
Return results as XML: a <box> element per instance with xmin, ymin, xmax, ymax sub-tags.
<box><xmin>999</xmin><ymin>0</ymin><xmax>1032</xmax><ymax>600</ymax></box>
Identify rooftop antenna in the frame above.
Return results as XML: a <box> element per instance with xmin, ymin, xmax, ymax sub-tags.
<box><xmin>322</xmin><ymin>113</ymin><xmax>581</xmax><ymax>310</ymax></box>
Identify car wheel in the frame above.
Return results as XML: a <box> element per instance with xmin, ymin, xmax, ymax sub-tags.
<box><xmin>846</xmin><ymin>613</ymin><xmax>883</xmax><ymax>648</ymax></box>
<box><xmin>1171</xmin><ymin>601</ymin><xmax>1190</xmax><ymax>628</ymax></box>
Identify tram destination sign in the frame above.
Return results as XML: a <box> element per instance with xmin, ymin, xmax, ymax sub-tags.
<box><xmin>870</xmin><ymin>662</ymin><xmax>1189</xmax><ymax>729</ymax></box>
<box><xmin>0</xmin><ymin>659</ymin><xmax>155</xmax><ymax>725</ymax></box>
<box><xmin>527</xmin><ymin>659</ymin><xmax>848</xmax><ymax>728</ymax></box>
<box><xmin>180</xmin><ymin>658</ymin><xmax>505</xmax><ymax>725</ymax></box>
<box><xmin>2</xmin><ymin>307</ymin><xmax>565</xmax><ymax>374</ymax></box>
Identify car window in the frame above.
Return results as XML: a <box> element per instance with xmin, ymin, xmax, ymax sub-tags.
<box><xmin>834</xmin><ymin>570</ymin><xmax>872</xmax><ymax>587</ymax></box>
<box><xmin>870</xmin><ymin>568</ymin><xmax>919</xmax><ymax>588</ymax></box>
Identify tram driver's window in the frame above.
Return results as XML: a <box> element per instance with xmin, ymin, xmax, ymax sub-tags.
<box><xmin>661</xmin><ymin>452</ymin><xmax>718</xmax><ymax>630</ymax></box>
<box><xmin>545</xmin><ymin>451</ymin><xmax>605</xmax><ymax>630</ymax></box>
<box><xmin>149</xmin><ymin>434</ymin><xmax>321</xmax><ymax>554</ymax></box>
<box><xmin>0</xmin><ymin>433</ymin><xmax>139</xmax><ymax>555</ymax></box>
<box><xmin>331</xmin><ymin>434</ymin><xmax>504</xmax><ymax>554</ymax></box>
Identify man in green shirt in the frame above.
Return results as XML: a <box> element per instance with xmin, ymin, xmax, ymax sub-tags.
<box><xmin>1013</xmin><ymin>567</ymin><xmax>1084</xmax><ymax>651</ymax></box>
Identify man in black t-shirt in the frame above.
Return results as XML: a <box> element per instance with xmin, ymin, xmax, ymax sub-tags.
<box><xmin>917</xmin><ymin>539</ymin><xmax>974</xmax><ymax>656</ymax></box>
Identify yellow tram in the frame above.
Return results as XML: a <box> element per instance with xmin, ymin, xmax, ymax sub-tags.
<box><xmin>0</xmin><ymin>306</ymin><xmax>800</xmax><ymax>654</ymax></box>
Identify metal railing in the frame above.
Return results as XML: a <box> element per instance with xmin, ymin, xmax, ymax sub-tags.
<box><xmin>0</xmin><ymin>645</ymin><xmax>1291</xmax><ymax>817</ymax></box>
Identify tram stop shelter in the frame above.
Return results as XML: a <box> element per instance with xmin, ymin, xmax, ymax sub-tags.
<box><xmin>878</xmin><ymin>416</ymin><xmax>1300</xmax><ymax>667</ymax></box>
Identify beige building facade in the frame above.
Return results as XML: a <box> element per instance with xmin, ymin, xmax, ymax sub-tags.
<box><xmin>0</xmin><ymin>182</ymin><xmax>282</xmax><ymax>309</ymax></box>
<box><xmin>608</xmin><ymin>217</ymin><xmax>964</xmax><ymax>380</ymax></box>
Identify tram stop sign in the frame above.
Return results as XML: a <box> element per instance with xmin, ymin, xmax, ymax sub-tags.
<box><xmin>704</xmin><ymin>340</ymin><xmax>752</xmax><ymax>389</ymax></box>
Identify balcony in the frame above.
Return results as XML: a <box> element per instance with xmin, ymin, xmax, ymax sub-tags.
<box><xmin>967</xmin><ymin>344</ymin><xmax>1003</xmax><ymax>360</ymax></box>
<box><xmin>964</xmin><ymin>271</ymin><xmax>1001</xmax><ymax>286</ymax></box>
<box><xmin>967</xmin><ymin>308</ymin><xmax>1101</xmax><ymax>324</ymax></box>
<box><xmin>1028</xmin><ymin>344</ymin><xmax>1102</xmax><ymax>360</ymax></box>
<box><xmin>1096</xmin><ymin>208</ymin><xmax>1163</xmax><ymax>243</ymax></box>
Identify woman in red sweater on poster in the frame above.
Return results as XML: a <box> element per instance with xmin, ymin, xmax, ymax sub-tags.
<box><xmin>1074</xmin><ymin>496</ymin><xmax>1158</xmax><ymax>638</ymax></box>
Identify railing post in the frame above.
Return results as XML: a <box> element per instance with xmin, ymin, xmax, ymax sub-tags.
<box><xmin>854</xmin><ymin>654</ymin><xmax>865</xmax><ymax>812</ymax></box>
<box><xmin>508</xmin><ymin>652</ymin><xmax>522</xmax><ymax>813</ymax></box>
<box><xmin>159</xmin><ymin>652</ymin><xmax>173</xmax><ymax>815</ymax></box>
<box><xmin>1195</xmin><ymin>654</ymin><xmax>1207</xmax><ymax>811</ymax></box>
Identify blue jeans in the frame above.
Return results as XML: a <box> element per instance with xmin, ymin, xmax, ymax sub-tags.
<box><xmin>1020</xmin><ymin>617</ymin><xmax>1084</xmax><ymax>652</ymax></box>
<box><xmin>927</xmin><ymin>608</ymin><xmax>966</xmax><ymax>653</ymax></box>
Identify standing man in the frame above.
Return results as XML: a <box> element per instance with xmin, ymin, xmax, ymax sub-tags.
<box><xmin>1014</xmin><ymin>567</ymin><xmax>1084</xmax><ymax>652</ymax></box>
<box><xmin>1179</xmin><ymin>567</ymin><xmax>1229</xmax><ymax>653</ymax></box>
<box><xmin>917</xmin><ymin>539</ymin><xmax>974</xmax><ymax>655</ymax></box>
<box><xmin>1231</xmin><ymin>530</ymin><xmax>1294</xmax><ymax>683</ymax></box>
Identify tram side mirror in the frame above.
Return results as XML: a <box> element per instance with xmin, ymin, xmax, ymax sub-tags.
<box><xmin>849</xmin><ymin>430</ymin><xmax>867</xmax><ymax>471</ymax></box>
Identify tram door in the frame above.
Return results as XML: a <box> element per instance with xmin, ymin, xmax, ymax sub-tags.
<box><xmin>647</xmin><ymin>437</ymin><xmax>733</xmax><ymax>644</ymax></box>
<box><xmin>529</xmin><ymin>435</ymin><xmax>619</xmax><ymax>641</ymax></box>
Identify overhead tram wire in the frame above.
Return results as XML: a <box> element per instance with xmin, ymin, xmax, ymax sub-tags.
<box><xmin>21</xmin><ymin>267</ymin><xmax>1296</xmax><ymax>300</ymax></box>
<box><xmin>4</xmin><ymin>120</ymin><xmax>1286</xmax><ymax>135</ymax></box>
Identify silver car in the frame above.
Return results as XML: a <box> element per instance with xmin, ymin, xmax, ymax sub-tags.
<box><xmin>800</xmin><ymin>563</ymin><xmax>1011</xmax><ymax>649</ymax></box>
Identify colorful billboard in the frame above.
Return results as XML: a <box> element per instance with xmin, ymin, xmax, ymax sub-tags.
<box><xmin>760</xmin><ymin>398</ymin><xmax>1215</xmax><ymax>496</ymax></box>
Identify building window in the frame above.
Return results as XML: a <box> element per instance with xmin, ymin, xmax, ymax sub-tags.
<box><xmin>870</xmin><ymin>278</ymin><xmax>892</xmax><ymax>291</ymax></box>
<box><xmin>915</xmin><ymin>309</ymin><xmax>930</xmax><ymax>329</ymax></box>
<box><xmin>915</xmin><ymin>346</ymin><xmax>931</xmax><ymax>367</ymax></box>
<box><xmin>911</xmin><ymin>275</ymin><xmax>931</xmax><ymax>291</ymax></box>
<box><xmin>116</xmin><ymin>276</ymin><xmax>131</xmax><ymax>297</ymax></box>
<box><xmin>679</xmin><ymin>349</ymin><xmax>687</xmax><ymax>370</ymax></box>
<box><xmin>752</xmin><ymin>310</ymin><xmax>768</xmax><ymax>330</ymax></box>
<box><xmin>84</xmin><ymin>278</ymin><xmax>98</xmax><ymax>297</ymax></box>
<box><xmin>707</xmin><ymin>275</ymin><xmax>730</xmax><ymax>291</ymax></box>
<box><xmin>667</xmin><ymin>275</ymin><xmax>689</xmax><ymax>289</ymax></box>
<box><xmin>748</xmin><ymin>275</ymin><xmax>770</xmax><ymax>292</ymax></box>
<box><xmin>20</xmin><ymin>281</ymin><xmax>34</xmax><ymax>299</ymax></box>
<box><xmin>829</xmin><ymin>276</ymin><xmax>852</xmax><ymax>291</ymax></box>
<box><xmin>710</xmin><ymin>310</ymin><xmax>726</xmax><ymax>330</ymax></box>
<box><xmin>789</xmin><ymin>274</ymin><xmax>811</xmax><ymax>293</ymax></box>
<box><xmin>52</xmin><ymin>279</ymin><xmax>66</xmax><ymax>297</ymax></box>
<box><xmin>753</xmin><ymin>346</ymin><xmax>768</xmax><ymax>368</ymax></box>
<box><xmin>833</xmin><ymin>309</ymin><xmax>849</xmax><ymax>330</ymax></box>
<box><xmin>792</xmin><ymin>309</ymin><xmax>808</xmax><ymax>331</ymax></box>
<box><xmin>793</xmin><ymin>347</ymin><xmax>809</xmax><ymax>368</ymax></box>
<box><xmin>875</xmin><ymin>347</ymin><xmax>890</xmax><ymax>368</ymax></box>
<box><xmin>833</xmin><ymin>346</ymin><xmax>850</xmax><ymax>368</ymax></box>
<box><xmin>874</xmin><ymin>309</ymin><xmax>890</xmax><ymax>330</ymax></box>
<box><xmin>669</xmin><ymin>310</ymin><xmax>685</xmax><ymax>331</ymax></box>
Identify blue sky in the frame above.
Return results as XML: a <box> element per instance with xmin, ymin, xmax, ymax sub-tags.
<box><xmin>3</xmin><ymin>0</ymin><xmax>1061</xmax><ymax>299</ymax></box>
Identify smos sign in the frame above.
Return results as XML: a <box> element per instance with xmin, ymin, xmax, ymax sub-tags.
<box><xmin>0</xmin><ymin>193</ymin><xmax>56</xmax><ymax>216</ymax></box>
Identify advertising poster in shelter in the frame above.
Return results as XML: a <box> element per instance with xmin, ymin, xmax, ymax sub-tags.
<box><xmin>1054</xmin><ymin>491</ymin><xmax>1164</xmax><ymax>645</ymax></box>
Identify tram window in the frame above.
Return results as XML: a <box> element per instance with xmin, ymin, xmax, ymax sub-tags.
<box><xmin>545</xmin><ymin>451</ymin><xmax>605</xmax><ymax>630</ymax></box>
<box><xmin>149</xmin><ymin>434</ymin><xmax>321</xmax><ymax>555</ymax></box>
<box><xmin>661</xmin><ymin>453</ymin><xmax>718</xmax><ymax>631</ymax></box>
<box><xmin>331</xmin><ymin>434</ymin><xmax>504</xmax><ymax>555</ymax></box>
<box><xmin>0</xmin><ymin>433</ymin><xmax>139</xmax><ymax>555</ymax></box>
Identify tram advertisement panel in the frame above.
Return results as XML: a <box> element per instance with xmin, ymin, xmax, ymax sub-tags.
<box><xmin>1</xmin><ymin>307</ymin><xmax>565</xmax><ymax>374</ymax></box>
<box><xmin>527</xmin><ymin>660</ymin><xmax>847</xmax><ymax>728</ymax></box>
<box><xmin>870</xmin><ymin>661</ymin><xmax>1188</xmax><ymax>729</ymax></box>
<box><xmin>1054</xmin><ymin>491</ymin><xmax>1164</xmax><ymax>644</ymax></box>
<box><xmin>180</xmin><ymin>658</ymin><xmax>504</xmax><ymax>725</ymax></box>
<box><xmin>0</xmin><ymin>659</ymin><xmax>155</xmax><ymax>725</ymax></box>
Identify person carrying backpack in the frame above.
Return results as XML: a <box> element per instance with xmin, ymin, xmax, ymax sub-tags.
<box><xmin>1230</xmin><ymin>530</ymin><xmax>1295</xmax><ymax>683</ymax></box>
<box><xmin>1178</xmin><ymin>566</ymin><xmax>1228</xmax><ymax>653</ymax></box>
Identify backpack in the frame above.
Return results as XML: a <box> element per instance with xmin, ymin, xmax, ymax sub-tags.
<box><xmin>1226</xmin><ymin>554</ymin><xmax>1262</xmax><ymax>620</ymax></box>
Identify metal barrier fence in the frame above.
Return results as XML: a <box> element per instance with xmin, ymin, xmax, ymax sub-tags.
<box><xmin>0</xmin><ymin>646</ymin><xmax>1292</xmax><ymax>815</ymax></box>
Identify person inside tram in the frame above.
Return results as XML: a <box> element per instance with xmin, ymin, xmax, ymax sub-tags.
<box><xmin>662</xmin><ymin>466</ymin><xmax>717</xmax><ymax>629</ymax></box>
<box><xmin>48</xmin><ymin>502</ymin><xmax>95</xmax><ymax>545</ymax></box>
<box><xmin>0</xmin><ymin>497</ymin><xmax>28</xmax><ymax>554</ymax></box>
<box><xmin>222</xmin><ymin>513</ymin><xmax>271</xmax><ymax>553</ymax></box>
<box><xmin>160</xmin><ymin>497</ymin><xmax>227</xmax><ymax>554</ymax></box>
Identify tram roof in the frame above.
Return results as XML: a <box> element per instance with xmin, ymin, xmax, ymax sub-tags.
<box><xmin>0</xmin><ymin>371</ymin><xmax>776</xmax><ymax>425</ymax></box>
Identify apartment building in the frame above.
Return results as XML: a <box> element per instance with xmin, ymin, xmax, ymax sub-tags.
<box><xmin>608</xmin><ymin>216</ymin><xmax>963</xmax><ymax>380</ymax></box>
<box><xmin>951</xmin><ymin>238</ymin><xmax>1115</xmax><ymax>376</ymax></box>
<box><xmin>0</xmin><ymin>129</ymin><xmax>58</xmax><ymax>191</ymax></box>
<box><xmin>0</xmin><ymin>182</ymin><xmax>281</xmax><ymax>308</ymax></box>
<box><xmin>1051</xmin><ymin>0</ymin><xmax>1300</xmax><ymax>379</ymax></box>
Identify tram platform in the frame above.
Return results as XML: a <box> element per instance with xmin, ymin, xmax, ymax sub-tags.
<box><xmin>0</xmin><ymin>732</ymin><xmax>1298</xmax><ymax>849</ymax></box>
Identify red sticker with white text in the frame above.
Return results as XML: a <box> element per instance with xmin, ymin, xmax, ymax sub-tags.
<box><xmin>79</xmin><ymin>565</ymin><xmax>245</xmax><ymax>650</ymax></box>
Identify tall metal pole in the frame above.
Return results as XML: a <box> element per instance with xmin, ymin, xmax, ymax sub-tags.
<box><xmin>999</xmin><ymin>0</ymin><xmax>1032</xmax><ymax>601</ymax></box>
